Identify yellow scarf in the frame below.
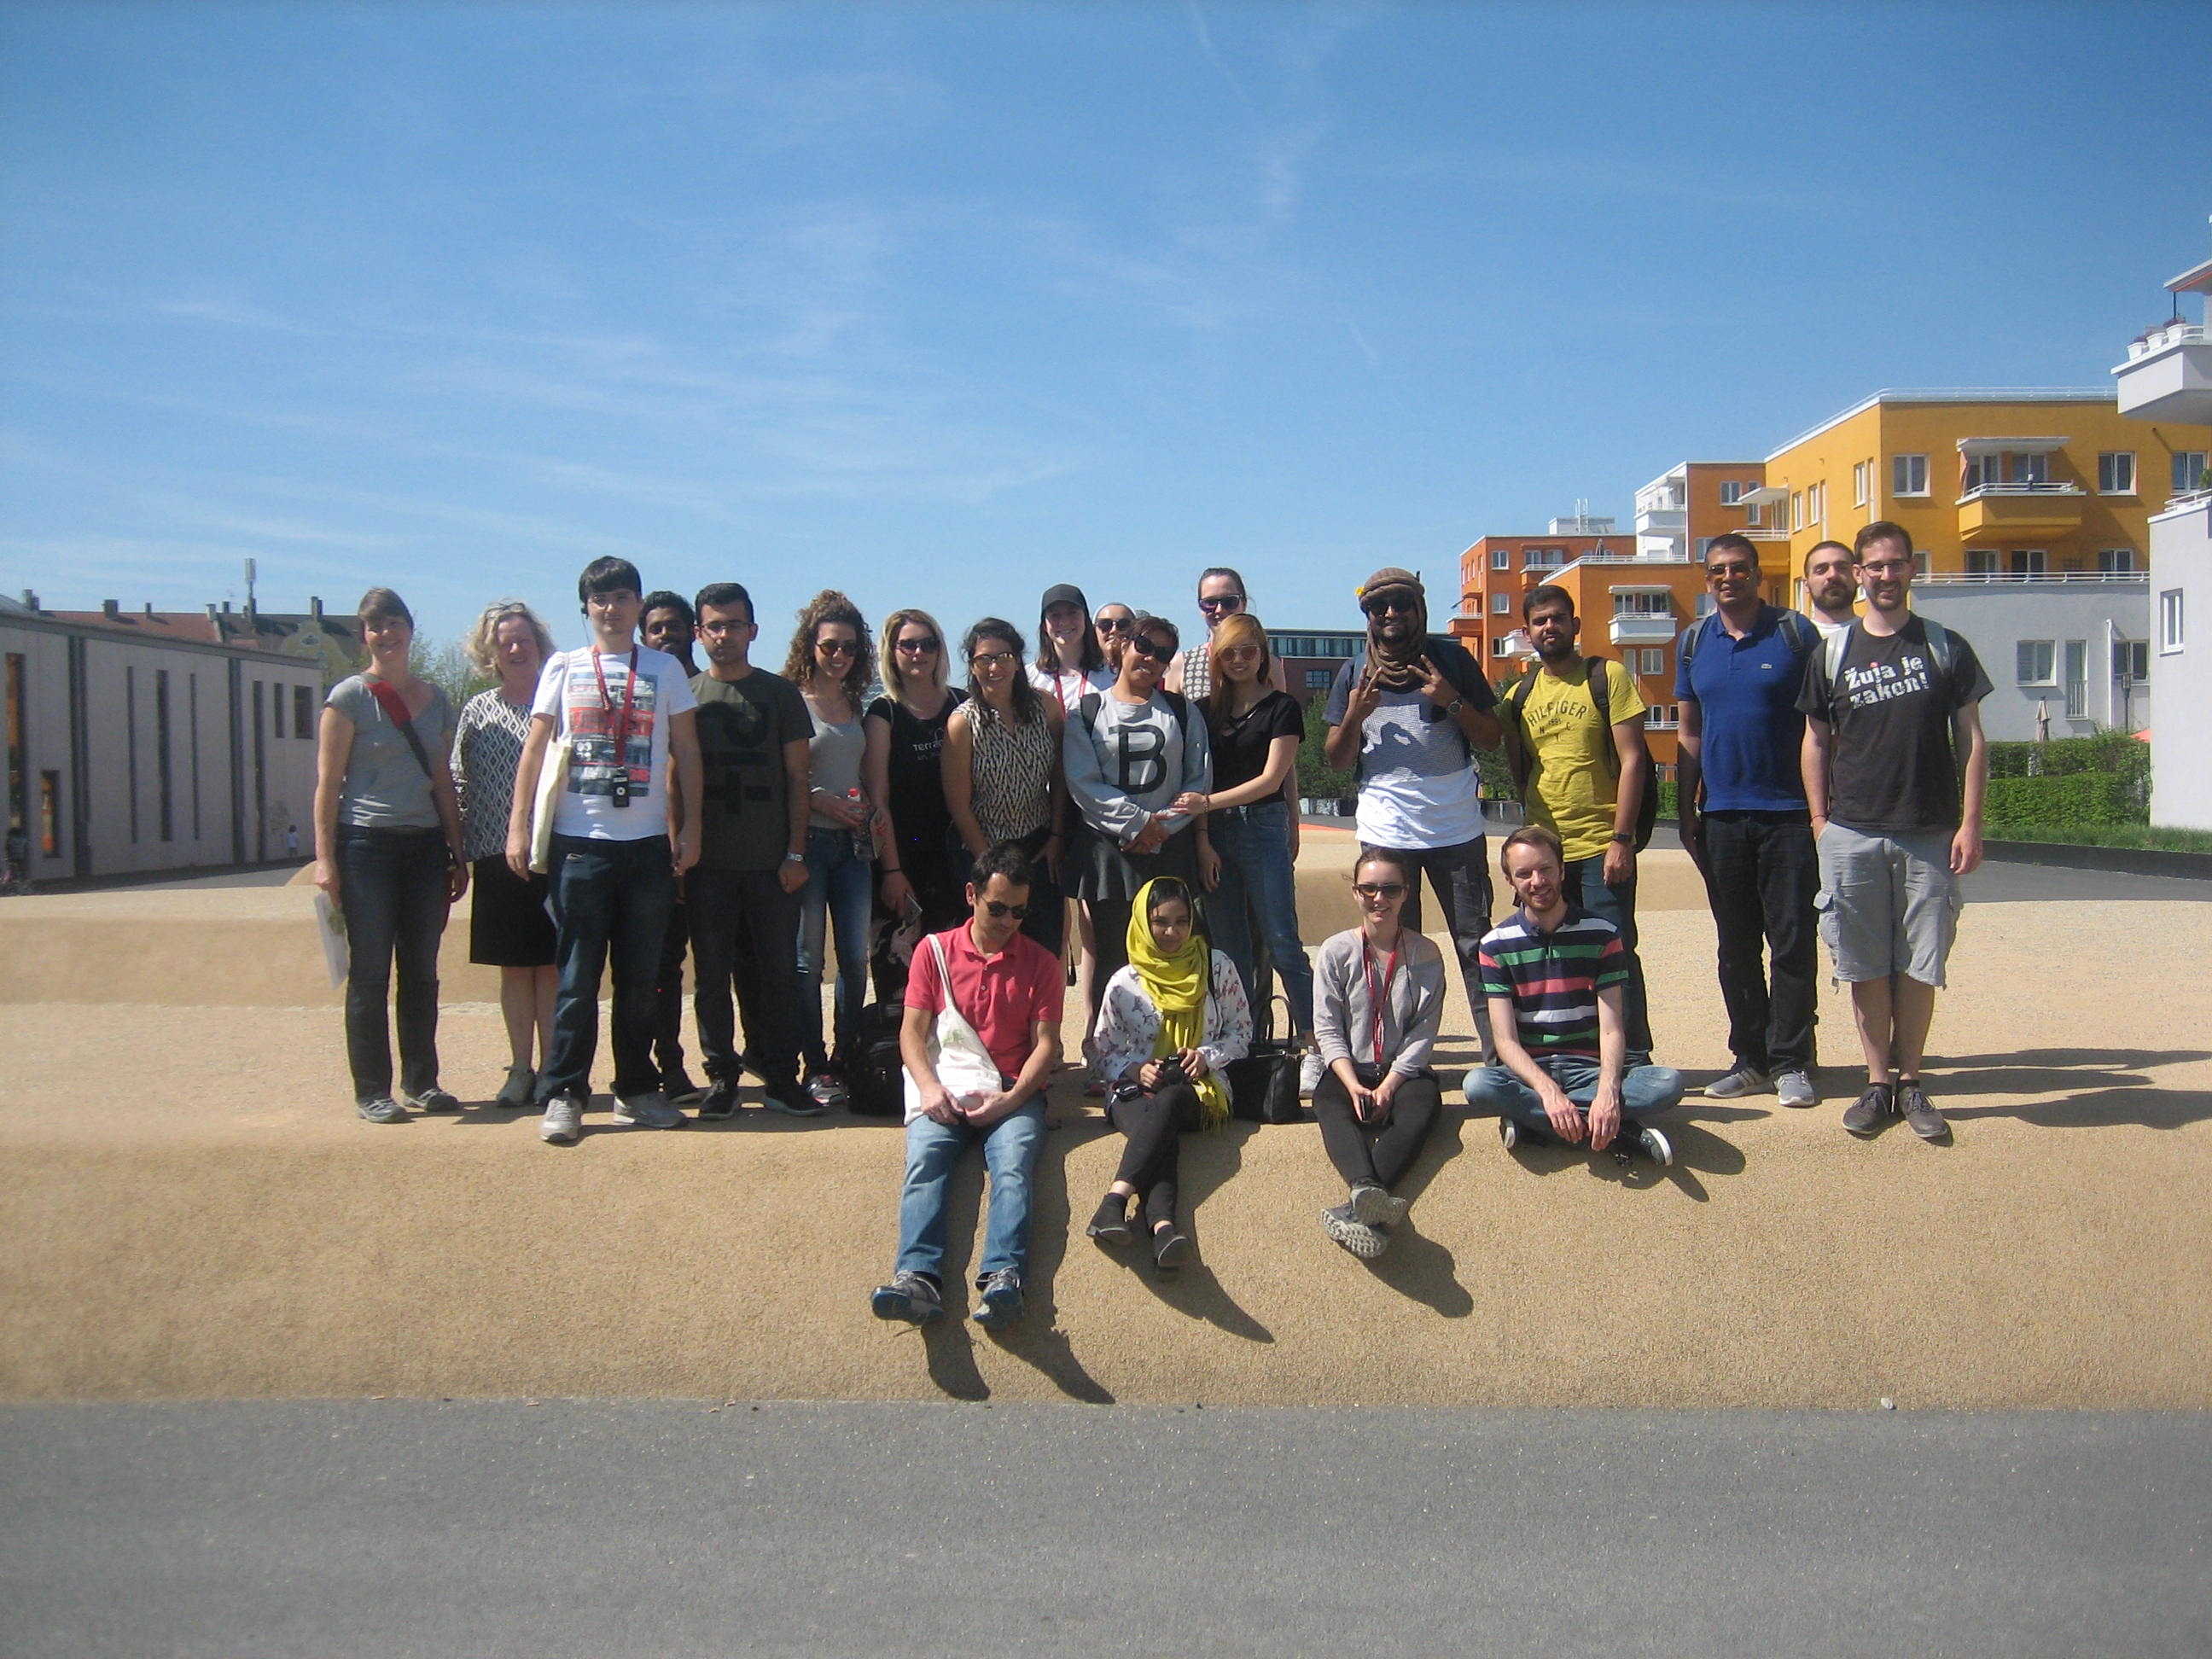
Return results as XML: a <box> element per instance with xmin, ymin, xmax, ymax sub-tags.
<box><xmin>1126</xmin><ymin>879</ymin><xmax>1231</xmax><ymax>1127</ymax></box>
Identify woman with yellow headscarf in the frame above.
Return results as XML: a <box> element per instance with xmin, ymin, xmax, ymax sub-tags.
<box><xmin>1086</xmin><ymin>877</ymin><xmax>1253</xmax><ymax>1269</ymax></box>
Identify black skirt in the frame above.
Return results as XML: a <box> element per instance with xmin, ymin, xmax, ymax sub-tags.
<box><xmin>469</xmin><ymin>855</ymin><xmax>557</xmax><ymax>968</ymax></box>
<box><xmin>1067</xmin><ymin>821</ymin><xmax>1201</xmax><ymax>904</ymax></box>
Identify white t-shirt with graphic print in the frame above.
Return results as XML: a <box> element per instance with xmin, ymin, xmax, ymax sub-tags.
<box><xmin>532</xmin><ymin>643</ymin><xmax>697</xmax><ymax>841</ymax></box>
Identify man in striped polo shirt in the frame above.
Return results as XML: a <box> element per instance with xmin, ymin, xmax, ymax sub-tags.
<box><xmin>1463</xmin><ymin>824</ymin><xmax>1685</xmax><ymax>1164</ymax></box>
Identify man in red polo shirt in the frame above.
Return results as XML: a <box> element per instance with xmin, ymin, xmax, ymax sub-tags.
<box><xmin>870</xmin><ymin>840</ymin><xmax>1064</xmax><ymax>1331</ymax></box>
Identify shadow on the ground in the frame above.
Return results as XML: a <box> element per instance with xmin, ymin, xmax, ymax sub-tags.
<box><xmin>1926</xmin><ymin>1048</ymin><xmax>2212</xmax><ymax>1130</ymax></box>
<box><xmin>1080</xmin><ymin>1122</ymin><xmax>1275</xmax><ymax>1344</ymax></box>
<box><xmin>1464</xmin><ymin>1104</ymin><xmax>1738</xmax><ymax>1200</ymax></box>
<box><xmin>1353</xmin><ymin>1117</ymin><xmax>1472</xmax><ymax>1318</ymax></box>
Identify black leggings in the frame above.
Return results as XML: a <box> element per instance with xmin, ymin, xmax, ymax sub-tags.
<box><xmin>1107</xmin><ymin>1080</ymin><xmax>1204</xmax><ymax>1226</ymax></box>
<box><xmin>1313</xmin><ymin>1068</ymin><xmax>1441</xmax><ymax>1193</ymax></box>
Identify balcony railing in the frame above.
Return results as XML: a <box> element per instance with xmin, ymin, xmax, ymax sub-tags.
<box><xmin>2126</xmin><ymin>323</ymin><xmax>2208</xmax><ymax>359</ymax></box>
<box><xmin>1578</xmin><ymin>551</ymin><xmax>1696</xmax><ymax>564</ymax></box>
<box><xmin>1918</xmin><ymin>571</ymin><xmax>2146</xmax><ymax>585</ymax></box>
<box><xmin>1955</xmin><ymin>481</ymin><xmax>2085</xmax><ymax>502</ymax></box>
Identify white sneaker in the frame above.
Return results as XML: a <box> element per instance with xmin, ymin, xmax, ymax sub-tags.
<box><xmin>539</xmin><ymin>1096</ymin><xmax>584</xmax><ymax>1144</ymax></box>
<box><xmin>1775</xmin><ymin>1070</ymin><xmax>1819</xmax><ymax>1109</ymax></box>
<box><xmin>1298</xmin><ymin>1049</ymin><xmax>1325</xmax><ymax>1099</ymax></box>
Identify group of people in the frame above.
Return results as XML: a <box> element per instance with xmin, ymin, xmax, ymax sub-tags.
<box><xmin>312</xmin><ymin>522</ymin><xmax>1991</xmax><ymax>1330</ymax></box>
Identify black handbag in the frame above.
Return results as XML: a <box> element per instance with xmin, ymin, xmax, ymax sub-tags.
<box><xmin>1226</xmin><ymin>998</ymin><xmax>1306</xmax><ymax>1125</ymax></box>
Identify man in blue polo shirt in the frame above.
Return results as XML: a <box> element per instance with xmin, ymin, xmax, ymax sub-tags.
<box><xmin>1674</xmin><ymin>533</ymin><xmax>1821</xmax><ymax>1108</ymax></box>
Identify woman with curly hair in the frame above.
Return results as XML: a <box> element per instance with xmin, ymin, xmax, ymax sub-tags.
<box><xmin>451</xmin><ymin>598</ymin><xmax>561</xmax><ymax>1105</ymax></box>
<box><xmin>941</xmin><ymin>617</ymin><xmax>1067</xmax><ymax>957</ymax></box>
<box><xmin>783</xmin><ymin>590</ymin><xmax>880</xmax><ymax>1107</ymax></box>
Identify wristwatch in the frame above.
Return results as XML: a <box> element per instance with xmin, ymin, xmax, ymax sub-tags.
<box><xmin>783</xmin><ymin>851</ymin><xmax>806</xmax><ymax>864</ymax></box>
<box><xmin>1610</xmin><ymin>832</ymin><xmax>1633</xmax><ymax>845</ymax></box>
<box><xmin>1445</xmin><ymin>697</ymin><xmax>1464</xmax><ymax>717</ymax></box>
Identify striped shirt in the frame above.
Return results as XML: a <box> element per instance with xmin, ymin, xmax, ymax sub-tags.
<box><xmin>1476</xmin><ymin>905</ymin><xmax>1628</xmax><ymax>1060</ymax></box>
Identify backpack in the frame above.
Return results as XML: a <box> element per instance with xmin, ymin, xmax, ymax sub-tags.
<box><xmin>842</xmin><ymin>999</ymin><xmax>908</xmax><ymax>1118</ymax></box>
<box><xmin>1676</xmin><ymin>604</ymin><xmax>1818</xmax><ymax>678</ymax></box>
<box><xmin>1076</xmin><ymin>687</ymin><xmax>1192</xmax><ymax>754</ymax></box>
<box><xmin>1816</xmin><ymin>615</ymin><xmax>1956</xmax><ymax>705</ymax></box>
<box><xmin>1501</xmin><ymin>656</ymin><xmax>1658</xmax><ymax>853</ymax></box>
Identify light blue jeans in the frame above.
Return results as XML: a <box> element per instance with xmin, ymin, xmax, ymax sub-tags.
<box><xmin>796</xmin><ymin>824</ymin><xmax>872</xmax><ymax>1071</ymax></box>
<box><xmin>1463</xmin><ymin>1055</ymin><xmax>1685</xmax><ymax>1134</ymax></box>
<box><xmin>894</xmin><ymin>1101</ymin><xmax>1048</xmax><ymax>1285</ymax></box>
<box><xmin>1206</xmin><ymin>800</ymin><xmax>1315</xmax><ymax>1036</ymax></box>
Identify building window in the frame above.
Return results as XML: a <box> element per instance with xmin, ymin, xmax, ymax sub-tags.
<box><xmin>2098</xmin><ymin>452</ymin><xmax>2137</xmax><ymax>495</ymax></box>
<box><xmin>2098</xmin><ymin>548</ymin><xmax>2136</xmax><ymax>573</ymax></box>
<box><xmin>1491</xmin><ymin>548</ymin><xmax>1510</xmax><ymax>571</ymax></box>
<box><xmin>1524</xmin><ymin>546</ymin><xmax>1565</xmax><ymax>569</ymax></box>
<box><xmin>189</xmin><ymin>673</ymin><xmax>201</xmax><ymax>841</ymax></box>
<box><xmin>2161</xmin><ymin>588</ymin><xmax>2185</xmax><ymax>652</ymax></box>
<box><xmin>1967</xmin><ymin>550</ymin><xmax>2000</xmax><ymax>577</ymax></box>
<box><xmin>1612</xmin><ymin>592</ymin><xmax>1671</xmax><ymax>616</ymax></box>
<box><xmin>1492</xmin><ymin>637</ymin><xmax>1516</xmax><ymax>658</ymax></box>
<box><xmin>1892</xmin><ymin>453</ymin><xmax>1929</xmax><ymax>497</ymax></box>
<box><xmin>1719</xmin><ymin>481</ymin><xmax>1749</xmax><ymax>506</ymax></box>
<box><xmin>294</xmin><ymin>684</ymin><xmax>313</xmax><ymax>738</ymax></box>
<box><xmin>1790</xmin><ymin>492</ymin><xmax>1803</xmax><ymax>531</ymax></box>
<box><xmin>1635</xmin><ymin>648</ymin><xmax>1666</xmax><ymax>676</ymax></box>
<box><xmin>2064</xmin><ymin>641</ymin><xmax>2088</xmax><ymax>719</ymax></box>
<box><xmin>1852</xmin><ymin>461</ymin><xmax>1869</xmax><ymax>507</ymax></box>
<box><xmin>40</xmin><ymin>771</ymin><xmax>61</xmax><ymax>858</ymax></box>
<box><xmin>1491</xmin><ymin>593</ymin><xmax>1511</xmax><ymax>614</ymax></box>
<box><xmin>2175</xmin><ymin>452</ymin><xmax>2209</xmax><ymax>494</ymax></box>
<box><xmin>3</xmin><ymin>652</ymin><xmax>23</xmax><ymax>852</ymax></box>
<box><xmin>126</xmin><ymin>665</ymin><xmax>139</xmax><ymax>845</ymax></box>
<box><xmin>2116</xmin><ymin>640</ymin><xmax>2149</xmax><ymax>682</ymax></box>
<box><xmin>155</xmin><ymin>669</ymin><xmax>173</xmax><ymax>843</ymax></box>
<box><xmin>2010</xmin><ymin>549</ymin><xmax>2046</xmax><ymax>577</ymax></box>
<box><xmin>2017</xmin><ymin>641</ymin><xmax>2056</xmax><ymax>685</ymax></box>
<box><xmin>1807</xmin><ymin>480</ymin><xmax>1825</xmax><ymax>523</ymax></box>
<box><xmin>1694</xmin><ymin>592</ymin><xmax>1716</xmax><ymax>618</ymax></box>
<box><xmin>1645</xmin><ymin>704</ymin><xmax>1679</xmax><ymax>731</ymax></box>
<box><xmin>1304</xmin><ymin>668</ymin><xmax>1330</xmax><ymax>691</ymax></box>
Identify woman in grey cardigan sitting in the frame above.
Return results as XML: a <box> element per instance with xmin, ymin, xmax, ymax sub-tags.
<box><xmin>1311</xmin><ymin>847</ymin><xmax>1447</xmax><ymax>1260</ymax></box>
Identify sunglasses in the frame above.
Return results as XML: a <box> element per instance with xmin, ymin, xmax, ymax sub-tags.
<box><xmin>816</xmin><ymin>638</ymin><xmax>857</xmax><ymax>656</ymax></box>
<box><xmin>1128</xmin><ymin>636</ymin><xmax>1176</xmax><ymax>662</ymax></box>
<box><xmin>1362</xmin><ymin>596</ymin><xmax>1417</xmax><ymax>616</ymax></box>
<box><xmin>983</xmin><ymin>899</ymin><xmax>1029</xmax><ymax>919</ymax></box>
<box><xmin>1197</xmin><ymin>595</ymin><xmax>1244</xmax><ymax>613</ymax></box>
<box><xmin>969</xmin><ymin>649</ymin><xmax>1019</xmax><ymax>668</ymax></box>
<box><xmin>895</xmin><ymin>636</ymin><xmax>941</xmax><ymax>654</ymax></box>
<box><xmin>1705</xmin><ymin>564</ymin><xmax>1757</xmax><ymax>581</ymax></box>
<box><xmin>1352</xmin><ymin>882</ymin><xmax>1406</xmax><ymax>899</ymax></box>
<box><xmin>1095</xmin><ymin>615</ymin><xmax>1134</xmax><ymax>633</ymax></box>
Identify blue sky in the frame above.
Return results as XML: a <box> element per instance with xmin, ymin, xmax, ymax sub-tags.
<box><xmin>3</xmin><ymin>1</ymin><xmax>2206</xmax><ymax>654</ymax></box>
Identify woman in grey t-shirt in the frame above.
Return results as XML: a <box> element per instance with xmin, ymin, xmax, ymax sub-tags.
<box><xmin>312</xmin><ymin>587</ymin><xmax>467</xmax><ymax>1122</ymax></box>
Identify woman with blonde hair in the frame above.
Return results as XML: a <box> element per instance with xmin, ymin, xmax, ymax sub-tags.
<box><xmin>863</xmin><ymin>609</ymin><xmax>966</xmax><ymax>991</ymax></box>
<box><xmin>783</xmin><ymin>590</ymin><xmax>880</xmax><ymax>1106</ymax></box>
<box><xmin>452</xmin><ymin>598</ymin><xmax>561</xmax><ymax>1106</ymax></box>
<box><xmin>313</xmin><ymin>587</ymin><xmax>468</xmax><ymax>1122</ymax></box>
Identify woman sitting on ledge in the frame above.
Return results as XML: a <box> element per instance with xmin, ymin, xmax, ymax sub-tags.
<box><xmin>1310</xmin><ymin>847</ymin><xmax>1447</xmax><ymax>1260</ymax></box>
<box><xmin>1086</xmin><ymin>876</ymin><xmax>1252</xmax><ymax>1270</ymax></box>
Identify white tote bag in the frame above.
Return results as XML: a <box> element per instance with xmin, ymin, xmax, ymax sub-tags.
<box><xmin>527</xmin><ymin>735</ymin><xmax>572</xmax><ymax>875</ymax></box>
<box><xmin>904</xmin><ymin>933</ymin><xmax>1004</xmax><ymax>1117</ymax></box>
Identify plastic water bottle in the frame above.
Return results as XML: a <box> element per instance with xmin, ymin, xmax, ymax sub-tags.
<box><xmin>847</xmin><ymin>789</ymin><xmax>871</xmax><ymax>860</ymax></box>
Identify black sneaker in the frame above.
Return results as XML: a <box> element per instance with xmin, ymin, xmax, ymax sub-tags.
<box><xmin>661</xmin><ymin>1069</ymin><xmax>707</xmax><ymax>1106</ymax></box>
<box><xmin>763</xmin><ymin>1080</ymin><xmax>826</xmax><ymax>1117</ymax></box>
<box><xmin>696</xmin><ymin>1078</ymin><xmax>742</xmax><ymax>1120</ymax></box>
<box><xmin>1896</xmin><ymin>1080</ymin><xmax>1950</xmax><ymax>1141</ymax></box>
<box><xmin>870</xmin><ymin>1271</ymin><xmax>943</xmax><ymax>1326</ymax></box>
<box><xmin>1842</xmin><ymin>1082</ymin><xmax>1894</xmax><ymax>1138</ymax></box>
<box><xmin>972</xmin><ymin>1268</ymin><xmax>1024</xmax><ymax>1329</ymax></box>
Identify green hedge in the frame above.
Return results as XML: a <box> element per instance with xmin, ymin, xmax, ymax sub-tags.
<box><xmin>1986</xmin><ymin>730</ymin><xmax>2150</xmax><ymax>784</ymax></box>
<box><xmin>1982</xmin><ymin>772</ymin><xmax>2145</xmax><ymax>828</ymax></box>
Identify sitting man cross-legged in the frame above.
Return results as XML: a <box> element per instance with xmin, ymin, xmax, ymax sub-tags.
<box><xmin>870</xmin><ymin>840</ymin><xmax>1065</xmax><ymax>1332</ymax></box>
<box><xmin>1463</xmin><ymin>824</ymin><xmax>1684</xmax><ymax>1166</ymax></box>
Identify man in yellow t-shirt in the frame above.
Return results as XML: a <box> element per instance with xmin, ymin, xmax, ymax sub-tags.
<box><xmin>1502</xmin><ymin>585</ymin><xmax>1656</xmax><ymax>1060</ymax></box>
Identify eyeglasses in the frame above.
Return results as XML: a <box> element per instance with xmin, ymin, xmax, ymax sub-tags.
<box><xmin>1352</xmin><ymin>882</ymin><xmax>1406</xmax><ymax>899</ymax></box>
<box><xmin>1128</xmin><ymin>636</ymin><xmax>1176</xmax><ymax>662</ymax></box>
<box><xmin>1197</xmin><ymin>595</ymin><xmax>1244</xmax><ymax>614</ymax></box>
<box><xmin>1095</xmin><ymin>615</ymin><xmax>1134</xmax><ymax>633</ymax></box>
<box><xmin>816</xmin><ymin>638</ymin><xmax>857</xmax><ymax>656</ymax></box>
<box><xmin>983</xmin><ymin>899</ymin><xmax>1029</xmax><ymax>919</ymax></box>
<box><xmin>895</xmin><ymin>636</ymin><xmax>941</xmax><ymax>654</ymax></box>
<box><xmin>1705</xmin><ymin>563</ymin><xmax>1757</xmax><ymax>581</ymax></box>
<box><xmin>1860</xmin><ymin>559</ymin><xmax>1913</xmax><ymax>575</ymax></box>
<box><xmin>1362</xmin><ymin>597</ymin><xmax>1417</xmax><ymax>616</ymax></box>
<box><xmin>969</xmin><ymin>649</ymin><xmax>1019</xmax><ymax>668</ymax></box>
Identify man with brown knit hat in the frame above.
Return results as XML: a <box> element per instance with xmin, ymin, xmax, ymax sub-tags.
<box><xmin>1322</xmin><ymin>567</ymin><xmax>1503</xmax><ymax>1053</ymax></box>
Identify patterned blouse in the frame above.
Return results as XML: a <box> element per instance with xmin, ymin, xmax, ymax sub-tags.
<box><xmin>1090</xmin><ymin>950</ymin><xmax>1254</xmax><ymax>1091</ymax></box>
<box><xmin>452</xmin><ymin>689</ymin><xmax>538</xmax><ymax>864</ymax></box>
<box><xmin>965</xmin><ymin>700</ymin><xmax>1055</xmax><ymax>844</ymax></box>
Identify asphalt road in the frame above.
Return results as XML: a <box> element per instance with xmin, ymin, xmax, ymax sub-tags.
<box><xmin>4</xmin><ymin>1403</ymin><xmax>2206</xmax><ymax>1657</ymax></box>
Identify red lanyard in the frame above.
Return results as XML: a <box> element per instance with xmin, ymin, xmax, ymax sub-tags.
<box><xmin>590</xmin><ymin>648</ymin><xmax>639</xmax><ymax>766</ymax></box>
<box><xmin>1361</xmin><ymin>935</ymin><xmax>1400</xmax><ymax>1067</ymax></box>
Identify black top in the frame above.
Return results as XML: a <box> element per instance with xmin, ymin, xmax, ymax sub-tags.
<box><xmin>691</xmin><ymin>669</ymin><xmax>812</xmax><ymax>872</ymax></box>
<box><xmin>1796</xmin><ymin>616</ymin><xmax>1991</xmax><ymax>835</ymax></box>
<box><xmin>866</xmin><ymin>690</ymin><xmax>965</xmax><ymax>855</ymax></box>
<box><xmin>1206</xmin><ymin>687</ymin><xmax>1304</xmax><ymax>794</ymax></box>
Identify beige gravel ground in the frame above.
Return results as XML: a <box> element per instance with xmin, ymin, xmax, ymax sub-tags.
<box><xmin>3</xmin><ymin>830</ymin><xmax>2208</xmax><ymax>1406</ymax></box>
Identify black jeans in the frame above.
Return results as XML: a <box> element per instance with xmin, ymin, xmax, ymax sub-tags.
<box><xmin>1360</xmin><ymin>836</ymin><xmax>1493</xmax><ymax>1054</ymax></box>
<box><xmin>1313</xmin><ymin>1068</ymin><xmax>1442</xmax><ymax>1193</ymax></box>
<box><xmin>653</xmin><ymin>896</ymin><xmax>690</xmax><ymax>1081</ymax></box>
<box><xmin>1107</xmin><ymin>1080</ymin><xmax>1205</xmax><ymax>1225</ymax></box>
<box><xmin>1560</xmin><ymin>853</ymin><xmax>1653</xmax><ymax>1058</ymax></box>
<box><xmin>335</xmin><ymin>825</ymin><xmax>450</xmax><ymax>1104</ymax></box>
<box><xmin>542</xmin><ymin>834</ymin><xmax>678</xmax><ymax>1103</ymax></box>
<box><xmin>688</xmin><ymin>866</ymin><xmax>803</xmax><ymax>1089</ymax></box>
<box><xmin>1697</xmin><ymin>810</ymin><xmax>1819</xmax><ymax>1075</ymax></box>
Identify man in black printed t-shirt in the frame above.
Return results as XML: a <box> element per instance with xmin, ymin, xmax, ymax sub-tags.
<box><xmin>1798</xmin><ymin>521</ymin><xmax>1990</xmax><ymax>1144</ymax></box>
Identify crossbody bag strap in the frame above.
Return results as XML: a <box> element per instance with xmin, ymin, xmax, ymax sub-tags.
<box><xmin>367</xmin><ymin>678</ymin><xmax>436</xmax><ymax>780</ymax></box>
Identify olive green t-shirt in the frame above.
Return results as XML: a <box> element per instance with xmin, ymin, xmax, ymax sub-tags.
<box><xmin>692</xmin><ymin>669</ymin><xmax>812</xmax><ymax>872</ymax></box>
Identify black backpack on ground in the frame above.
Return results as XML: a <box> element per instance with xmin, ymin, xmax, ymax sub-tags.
<box><xmin>842</xmin><ymin>1001</ymin><xmax>907</xmax><ymax>1117</ymax></box>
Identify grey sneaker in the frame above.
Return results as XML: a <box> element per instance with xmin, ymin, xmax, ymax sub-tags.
<box><xmin>1842</xmin><ymin>1082</ymin><xmax>1893</xmax><ymax>1138</ymax></box>
<box><xmin>356</xmin><ymin>1097</ymin><xmax>408</xmax><ymax>1124</ymax></box>
<box><xmin>405</xmin><ymin>1086</ymin><xmax>463</xmax><ymax>1114</ymax></box>
<box><xmin>1350</xmin><ymin>1184</ymin><xmax>1411</xmax><ymax>1228</ymax></box>
<box><xmin>805</xmin><ymin>1070</ymin><xmax>848</xmax><ymax>1109</ymax></box>
<box><xmin>1896</xmin><ymin>1080</ymin><xmax>1950</xmax><ymax>1142</ymax></box>
<box><xmin>972</xmin><ymin>1268</ymin><xmax>1025</xmax><ymax>1330</ymax></box>
<box><xmin>612</xmin><ymin>1091</ymin><xmax>686</xmax><ymax>1129</ymax></box>
<box><xmin>494</xmin><ymin>1065</ymin><xmax>537</xmax><ymax>1109</ymax></box>
<box><xmin>1703</xmin><ymin>1066</ymin><xmax>1771</xmax><ymax>1099</ymax></box>
<box><xmin>870</xmin><ymin>1271</ymin><xmax>944</xmax><ymax>1326</ymax></box>
<box><xmin>1775</xmin><ymin>1070</ymin><xmax>1819</xmax><ymax>1109</ymax></box>
<box><xmin>1319</xmin><ymin>1203</ymin><xmax>1388</xmax><ymax>1260</ymax></box>
<box><xmin>1631</xmin><ymin>1123</ymin><xmax>1673</xmax><ymax>1167</ymax></box>
<box><xmin>539</xmin><ymin>1094</ymin><xmax>585</xmax><ymax>1144</ymax></box>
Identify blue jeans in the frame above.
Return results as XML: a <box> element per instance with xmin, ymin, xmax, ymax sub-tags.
<box><xmin>1560</xmin><ymin>854</ymin><xmax>1652</xmax><ymax>1058</ymax></box>
<box><xmin>335</xmin><ymin>825</ymin><xmax>451</xmax><ymax>1104</ymax></box>
<box><xmin>796</xmin><ymin>824</ymin><xmax>872</xmax><ymax>1070</ymax></box>
<box><xmin>1208</xmin><ymin>800</ymin><xmax>1314</xmax><ymax>1036</ymax></box>
<box><xmin>894</xmin><ymin>1101</ymin><xmax>1048</xmax><ymax>1285</ymax></box>
<box><xmin>1462</xmin><ymin>1055</ymin><xmax>1685</xmax><ymax>1133</ymax></box>
<box><xmin>542</xmin><ymin>833</ymin><xmax>678</xmax><ymax>1103</ymax></box>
